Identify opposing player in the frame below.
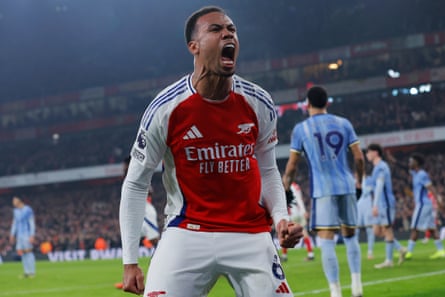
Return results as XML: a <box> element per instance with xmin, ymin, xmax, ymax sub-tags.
<box><xmin>366</xmin><ymin>144</ymin><xmax>407</xmax><ymax>268</ymax></box>
<box><xmin>281</xmin><ymin>182</ymin><xmax>315</xmax><ymax>261</ymax></box>
<box><xmin>282</xmin><ymin>86</ymin><xmax>364</xmax><ymax>297</ymax></box>
<box><xmin>119</xmin><ymin>6</ymin><xmax>302</xmax><ymax>296</ymax></box>
<box><xmin>405</xmin><ymin>153</ymin><xmax>445</xmax><ymax>259</ymax></box>
<box><xmin>9</xmin><ymin>196</ymin><xmax>36</xmax><ymax>278</ymax></box>
<box><xmin>356</xmin><ymin>175</ymin><xmax>375</xmax><ymax>259</ymax></box>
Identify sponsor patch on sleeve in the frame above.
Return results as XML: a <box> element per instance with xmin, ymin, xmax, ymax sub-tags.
<box><xmin>132</xmin><ymin>148</ymin><xmax>145</xmax><ymax>163</ymax></box>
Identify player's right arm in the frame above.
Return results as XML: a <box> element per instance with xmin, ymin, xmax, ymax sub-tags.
<box><xmin>372</xmin><ymin>171</ymin><xmax>385</xmax><ymax>216</ymax></box>
<box><xmin>9</xmin><ymin>216</ymin><xmax>16</xmax><ymax>244</ymax></box>
<box><xmin>120</xmin><ymin>157</ymin><xmax>155</xmax><ymax>294</ymax></box>
<box><xmin>120</xmin><ymin>100</ymin><xmax>168</xmax><ymax>294</ymax></box>
<box><xmin>282</xmin><ymin>150</ymin><xmax>301</xmax><ymax>191</ymax></box>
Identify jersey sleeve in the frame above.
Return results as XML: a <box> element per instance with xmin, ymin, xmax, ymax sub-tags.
<box><xmin>254</xmin><ymin>89</ymin><xmax>279</xmax><ymax>154</ymax></box>
<box><xmin>290</xmin><ymin>124</ymin><xmax>303</xmax><ymax>153</ymax></box>
<box><xmin>344</xmin><ymin>118</ymin><xmax>359</xmax><ymax>146</ymax></box>
<box><xmin>28</xmin><ymin>207</ymin><xmax>35</xmax><ymax>236</ymax></box>
<box><xmin>120</xmin><ymin>96</ymin><xmax>169</xmax><ymax>264</ymax></box>
<box><xmin>420</xmin><ymin>171</ymin><xmax>432</xmax><ymax>187</ymax></box>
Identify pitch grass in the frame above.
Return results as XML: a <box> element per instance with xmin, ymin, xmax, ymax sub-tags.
<box><xmin>0</xmin><ymin>241</ymin><xmax>444</xmax><ymax>297</ymax></box>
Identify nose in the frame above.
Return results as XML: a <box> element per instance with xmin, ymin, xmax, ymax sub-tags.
<box><xmin>222</xmin><ymin>27</ymin><xmax>234</xmax><ymax>39</ymax></box>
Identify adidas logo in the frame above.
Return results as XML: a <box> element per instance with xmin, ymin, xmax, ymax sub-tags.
<box><xmin>183</xmin><ymin>125</ymin><xmax>203</xmax><ymax>140</ymax></box>
<box><xmin>275</xmin><ymin>282</ymin><xmax>290</xmax><ymax>294</ymax></box>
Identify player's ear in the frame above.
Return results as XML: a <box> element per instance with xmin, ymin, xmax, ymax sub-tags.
<box><xmin>188</xmin><ymin>40</ymin><xmax>199</xmax><ymax>55</ymax></box>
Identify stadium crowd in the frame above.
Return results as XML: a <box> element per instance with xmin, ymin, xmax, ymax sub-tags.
<box><xmin>1</xmin><ymin>3</ymin><xmax>445</xmax><ymax>260</ymax></box>
<box><xmin>0</xmin><ymin>173</ymin><xmax>166</xmax><ymax>258</ymax></box>
<box><xmin>0</xmin><ymin>85</ymin><xmax>444</xmax><ymax>176</ymax></box>
<box><xmin>2</xmin><ymin>42</ymin><xmax>445</xmax><ymax>131</ymax></box>
<box><xmin>1</xmin><ymin>144</ymin><xmax>444</xmax><ymax>257</ymax></box>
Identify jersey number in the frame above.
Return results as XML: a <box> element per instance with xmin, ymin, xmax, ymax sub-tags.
<box><xmin>313</xmin><ymin>131</ymin><xmax>343</xmax><ymax>160</ymax></box>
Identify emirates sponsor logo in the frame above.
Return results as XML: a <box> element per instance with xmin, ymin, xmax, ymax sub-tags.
<box><xmin>184</xmin><ymin>142</ymin><xmax>255</xmax><ymax>174</ymax></box>
<box><xmin>184</xmin><ymin>142</ymin><xmax>255</xmax><ymax>161</ymax></box>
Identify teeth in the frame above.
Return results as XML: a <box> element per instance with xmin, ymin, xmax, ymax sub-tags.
<box><xmin>224</xmin><ymin>44</ymin><xmax>235</xmax><ymax>49</ymax></box>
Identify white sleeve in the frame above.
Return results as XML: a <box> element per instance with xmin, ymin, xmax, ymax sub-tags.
<box><xmin>291</xmin><ymin>185</ymin><xmax>306</xmax><ymax>214</ymax></box>
<box><xmin>257</xmin><ymin>146</ymin><xmax>289</xmax><ymax>228</ymax></box>
<box><xmin>120</xmin><ymin>159</ymin><xmax>155</xmax><ymax>264</ymax></box>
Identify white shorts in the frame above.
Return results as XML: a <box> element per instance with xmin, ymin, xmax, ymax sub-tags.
<box><xmin>310</xmin><ymin>194</ymin><xmax>357</xmax><ymax>230</ymax></box>
<box><xmin>411</xmin><ymin>203</ymin><xmax>436</xmax><ymax>231</ymax></box>
<box><xmin>141</xmin><ymin>203</ymin><xmax>160</xmax><ymax>240</ymax></box>
<box><xmin>144</xmin><ymin>228</ymin><xmax>294</xmax><ymax>297</ymax></box>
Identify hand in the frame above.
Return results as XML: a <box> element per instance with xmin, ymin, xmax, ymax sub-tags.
<box><xmin>122</xmin><ymin>264</ymin><xmax>145</xmax><ymax>295</ymax></box>
<box><xmin>372</xmin><ymin>206</ymin><xmax>378</xmax><ymax>217</ymax></box>
<box><xmin>276</xmin><ymin>219</ymin><xmax>303</xmax><ymax>248</ymax></box>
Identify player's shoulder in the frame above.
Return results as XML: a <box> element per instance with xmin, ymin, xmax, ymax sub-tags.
<box><xmin>140</xmin><ymin>75</ymin><xmax>193</xmax><ymax>129</ymax></box>
<box><xmin>376</xmin><ymin>160</ymin><xmax>390</xmax><ymax>172</ymax></box>
<box><xmin>232</xmin><ymin>75</ymin><xmax>277</xmax><ymax>120</ymax></box>
<box><xmin>232</xmin><ymin>75</ymin><xmax>274</xmax><ymax>103</ymax></box>
<box><xmin>329</xmin><ymin>113</ymin><xmax>355</xmax><ymax>128</ymax></box>
<box><xmin>152</xmin><ymin>75</ymin><xmax>191</xmax><ymax>103</ymax></box>
<box><xmin>419</xmin><ymin>169</ymin><xmax>430</xmax><ymax>178</ymax></box>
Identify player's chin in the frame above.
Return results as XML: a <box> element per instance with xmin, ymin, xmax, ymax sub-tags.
<box><xmin>219</xmin><ymin>69</ymin><xmax>235</xmax><ymax>77</ymax></box>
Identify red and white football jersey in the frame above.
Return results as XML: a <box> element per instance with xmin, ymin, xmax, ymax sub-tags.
<box><xmin>131</xmin><ymin>74</ymin><xmax>278</xmax><ymax>233</ymax></box>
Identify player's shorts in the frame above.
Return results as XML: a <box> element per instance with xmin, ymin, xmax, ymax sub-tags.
<box><xmin>144</xmin><ymin>228</ymin><xmax>294</xmax><ymax>297</ymax></box>
<box><xmin>411</xmin><ymin>203</ymin><xmax>436</xmax><ymax>231</ymax></box>
<box><xmin>141</xmin><ymin>204</ymin><xmax>160</xmax><ymax>240</ymax></box>
<box><xmin>16</xmin><ymin>235</ymin><xmax>33</xmax><ymax>251</ymax></box>
<box><xmin>310</xmin><ymin>194</ymin><xmax>357</xmax><ymax>231</ymax></box>
<box><xmin>374</xmin><ymin>207</ymin><xmax>395</xmax><ymax>227</ymax></box>
<box><xmin>357</xmin><ymin>197</ymin><xmax>375</xmax><ymax>227</ymax></box>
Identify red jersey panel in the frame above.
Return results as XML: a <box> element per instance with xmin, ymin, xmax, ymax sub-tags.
<box><xmin>166</xmin><ymin>92</ymin><xmax>271</xmax><ymax>232</ymax></box>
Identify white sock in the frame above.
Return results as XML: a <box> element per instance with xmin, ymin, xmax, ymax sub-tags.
<box><xmin>351</xmin><ymin>273</ymin><xmax>362</xmax><ymax>296</ymax></box>
<box><xmin>329</xmin><ymin>282</ymin><xmax>342</xmax><ymax>297</ymax></box>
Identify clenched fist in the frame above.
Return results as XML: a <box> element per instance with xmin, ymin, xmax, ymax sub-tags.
<box><xmin>276</xmin><ymin>220</ymin><xmax>304</xmax><ymax>248</ymax></box>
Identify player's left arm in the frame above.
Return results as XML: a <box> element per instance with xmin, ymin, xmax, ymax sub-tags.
<box><xmin>257</xmin><ymin>147</ymin><xmax>303</xmax><ymax>248</ymax></box>
<box><xmin>28</xmin><ymin>208</ymin><xmax>36</xmax><ymax>244</ymax></box>
<box><xmin>9</xmin><ymin>217</ymin><xmax>16</xmax><ymax>244</ymax></box>
<box><xmin>425</xmin><ymin>178</ymin><xmax>442</xmax><ymax>208</ymax></box>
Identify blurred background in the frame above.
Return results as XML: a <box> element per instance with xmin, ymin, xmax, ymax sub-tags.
<box><xmin>1</xmin><ymin>0</ymin><xmax>445</xmax><ymax>259</ymax></box>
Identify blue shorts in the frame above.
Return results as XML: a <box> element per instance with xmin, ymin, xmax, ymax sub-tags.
<box><xmin>374</xmin><ymin>207</ymin><xmax>395</xmax><ymax>227</ymax></box>
<box><xmin>411</xmin><ymin>203</ymin><xmax>436</xmax><ymax>231</ymax></box>
<box><xmin>310</xmin><ymin>194</ymin><xmax>357</xmax><ymax>230</ymax></box>
<box><xmin>16</xmin><ymin>235</ymin><xmax>33</xmax><ymax>251</ymax></box>
<box><xmin>357</xmin><ymin>197</ymin><xmax>375</xmax><ymax>227</ymax></box>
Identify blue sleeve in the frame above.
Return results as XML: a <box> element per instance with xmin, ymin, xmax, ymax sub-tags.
<box><xmin>420</xmin><ymin>171</ymin><xmax>432</xmax><ymax>187</ymax></box>
<box><xmin>290</xmin><ymin>124</ymin><xmax>302</xmax><ymax>152</ymax></box>
<box><xmin>373</xmin><ymin>168</ymin><xmax>385</xmax><ymax>207</ymax></box>
<box><xmin>345</xmin><ymin>119</ymin><xmax>358</xmax><ymax>145</ymax></box>
<box><xmin>10</xmin><ymin>215</ymin><xmax>17</xmax><ymax>236</ymax></box>
<box><xmin>28</xmin><ymin>208</ymin><xmax>36</xmax><ymax>236</ymax></box>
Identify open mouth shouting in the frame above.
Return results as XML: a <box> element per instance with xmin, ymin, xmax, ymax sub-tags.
<box><xmin>221</xmin><ymin>43</ymin><xmax>236</xmax><ymax>69</ymax></box>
